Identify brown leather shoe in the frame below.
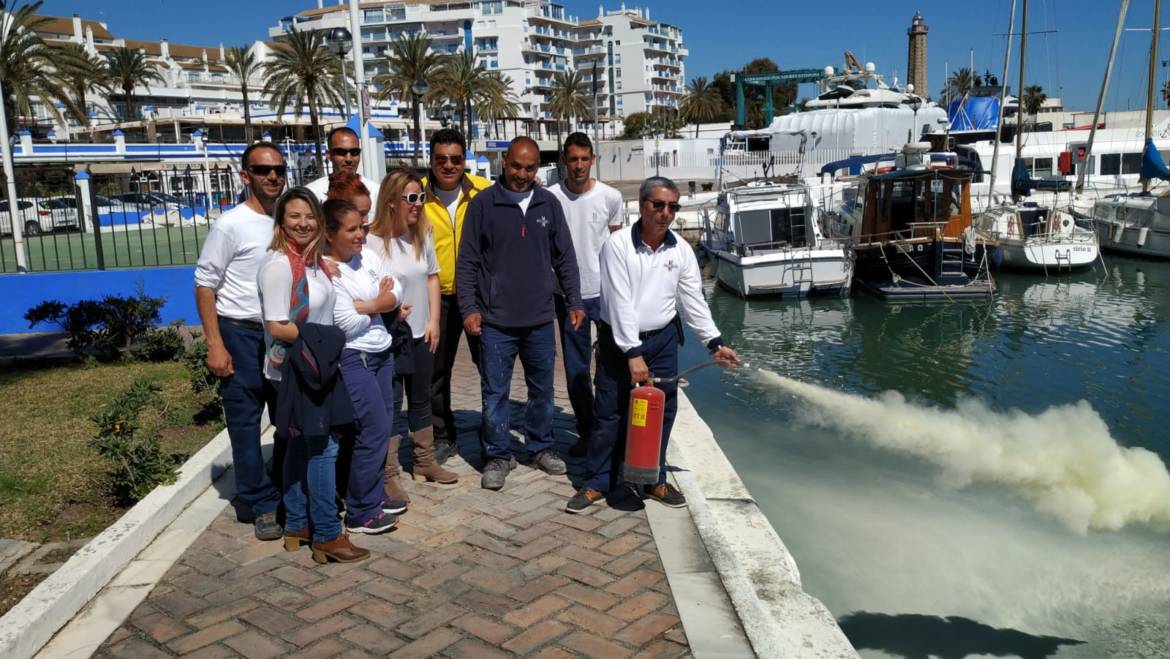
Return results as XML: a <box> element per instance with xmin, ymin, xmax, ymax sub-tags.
<box><xmin>410</xmin><ymin>427</ymin><xmax>459</xmax><ymax>485</ymax></box>
<box><xmin>283</xmin><ymin>528</ymin><xmax>310</xmax><ymax>552</ymax></box>
<box><xmin>384</xmin><ymin>435</ymin><xmax>411</xmax><ymax>505</ymax></box>
<box><xmin>311</xmin><ymin>533</ymin><xmax>370</xmax><ymax>564</ymax></box>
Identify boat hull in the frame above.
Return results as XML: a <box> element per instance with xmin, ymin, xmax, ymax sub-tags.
<box><xmin>711</xmin><ymin>250</ymin><xmax>853</xmax><ymax>297</ymax></box>
<box><xmin>1094</xmin><ymin>220</ymin><xmax>1170</xmax><ymax>258</ymax></box>
<box><xmin>998</xmin><ymin>239</ymin><xmax>1099</xmax><ymax>270</ymax></box>
<box><xmin>852</xmin><ymin>239</ymin><xmax>995</xmax><ymax>302</ymax></box>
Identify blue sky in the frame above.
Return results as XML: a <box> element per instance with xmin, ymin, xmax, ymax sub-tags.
<box><xmin>35</xmin><ymin>0</ymin><xmax>1167</xmax><ymax>112</ymax></box>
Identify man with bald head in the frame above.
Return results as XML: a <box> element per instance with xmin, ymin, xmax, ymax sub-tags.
<box><xmin>456</xmin><ymin>137</ymin><xmax>585</xmax><ymax>491</ymax></box>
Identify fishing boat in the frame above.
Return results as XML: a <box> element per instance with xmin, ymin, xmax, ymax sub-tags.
<box><xmin>839</xmin><ymin>142</ymin><xmax>996</xmax><ymax>301</ymax></box>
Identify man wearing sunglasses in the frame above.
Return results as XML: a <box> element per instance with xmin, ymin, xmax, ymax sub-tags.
<box><xmin>567</xmin><ymin>176</ymin><xmax>740</xmax><ymax>514</ymax></box>
<box><xmin>194</xmin><ymin>142</ymin><xmax>289</xmax><ymax>540</ymax></box>
<box><xmin>456</xmin><ymin>136</ymin><xmax>585</xmax><ymax>491</ymax></box>
<box><xmin>547</xmin><ymin>132</ymin><xmax>626</xmax><ymax>458</ymax></box>
<box><xmin>422</xmin><ymin>128</ymin><xmax>491</xmax><ymax>464</ymax></box>
<box><xmin>306</xmin><ymin>127</ymin><xmax>381</xmax><ymax>215</ymax></box>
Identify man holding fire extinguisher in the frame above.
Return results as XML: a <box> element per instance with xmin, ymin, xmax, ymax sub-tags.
<box><xmin>567</xmin><ymin>176</ymin><xmax>739</xmax><ymax>513</ymax></box>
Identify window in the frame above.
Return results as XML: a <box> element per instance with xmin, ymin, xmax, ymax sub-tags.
<box><xmin>1122</xmin><ymin>152</ymin><xmax>1143</xmax><ymax>174</ymax></box>
<box><xmin>1100</xmin><ymin>153</ymin><xmax>1120</xmax><ymax>176</ymax></box>
<box><xmin>1032</xmin><ymin>157</ymin><xmax>1053</xmax><ymax>175</ymax></box>
<box><xmin>364</xmin><ymin>9</ymin><xmax>384</xmax><ymax>22</ymax></box>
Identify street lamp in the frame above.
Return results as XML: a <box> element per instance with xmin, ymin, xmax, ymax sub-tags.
<box><xmin>411</xmin><ymin>78</ymin><xmax>429</xmax><ymax>167</ymax></box>
<box><xmin>328</xmin><ymin>27</ymin><xmax>353</xmax><ymax>120</ymax></box>
<box><xmin>907</xmin><ymin>89</ymin><xmax>923</xmax><ymax>143</ymax></box>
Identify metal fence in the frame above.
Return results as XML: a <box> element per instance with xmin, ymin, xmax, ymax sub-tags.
<box><xmin>0</xmin><ymin>163</ymin><xmax>315</xmax><ymax>273</ymax></box>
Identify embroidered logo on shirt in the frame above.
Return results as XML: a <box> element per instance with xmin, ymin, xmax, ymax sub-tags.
<box><xmin>536</xmin><ymin>215</ymin><xmax>549</xmax><ymax>228</ymax></box>
<box><xmin>665</xmin><ymin>260</ymin><xmax>677</xmax><ymax>272</ymax></box>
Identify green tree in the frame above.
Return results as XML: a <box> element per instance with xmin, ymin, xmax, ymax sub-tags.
<box><xmin>1021</xmin><ymin>84</ymin><xmax>1047</xmax><ymax>121</ymax></box>
<box><xmin>433</xmin><ymin>51</ymin><xmax>491</xmax><ymax>142</ymax></box>
<box><xmin>679</xmin><ymin>76</ymin><xmax>724</xmax><ymax>137</ymax></box>
<box><xmin>476</xmin><ymin>72</ymin><xmax>520</xmax><ymax>139</ymax></box>
<box><xmin>55</xmin><ymin>42</ymin><xmax>112</xmax><ymax>129</ymax></box>
<box><xmin>375</xmin><ymin>32</ymin><xmax>440</xmax><ymax>163</ymax></box>
<box><xmin>225</xmin><ymin>46</ymin><xmax>260</xmax><ymax>144</ymax></box>
<box><xmin>547</xmin><ymin>69</ymin><xmax>589</xmax><ymax>147</ymax></box>
<box><xmin>621</xmin><ymin>111</ymin><xmax>649</xmax><ymax>139</ymax></box>
<box><xmin>104</xmin><ymin>46</ymin><xmax>165</xmax><ymax>123</ymax></box>
<box><xmin>941</xmin><ymin>67</ymin><xmax>975</xmax><ymax>104</ymax></box>
<box><xmin>262</xmin><ymin>28</ymin><xmax>344</xmax><ymax>174</ymax></box>
<box><xmin>0</xmin><ymin>0</ymin><xmax>85</xmax><ymax>134</ymax></box>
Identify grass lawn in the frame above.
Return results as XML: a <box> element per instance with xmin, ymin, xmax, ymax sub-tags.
<box><xmin>0</xmin><ymin>359</ymin><xmax>223</xmax><ymax>542</ymax></box>
<box><xmin>0</xmin><ymin>225</ymin><xmax>212</xmax><ymax>273</ymax></box>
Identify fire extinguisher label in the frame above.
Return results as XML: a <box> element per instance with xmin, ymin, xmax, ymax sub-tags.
<box><xmin>631</xmin><ymin>398</ymin><xmax>649</xmax><ymax>427</ymax></box>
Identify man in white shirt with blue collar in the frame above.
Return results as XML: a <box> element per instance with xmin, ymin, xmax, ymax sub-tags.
<box><xmin>305</xmin><ymin>126</ymin><xmax>381</xmax><ymax>213</ymax></box>
<box><xmin>567</xmin><ymin>176</ymin><xmax>739</xmax><ymax>514</ymax></box>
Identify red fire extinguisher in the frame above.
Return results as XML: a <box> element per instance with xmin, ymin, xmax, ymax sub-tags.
<box><xmin>622</xmin><ymin>383</ymin><xmax>665</xmax><ymax>485</ymax></box>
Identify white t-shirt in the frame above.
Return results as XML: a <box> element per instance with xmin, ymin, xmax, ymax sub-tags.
<box><xmin>434</xmin><ymin>186</ymin><xmax>461</xmax><ymax>233</ymax></box>
<box><xmin>500</xmin><ymin>186</ymin><xmax>534</xmax><ymax>215</ymax></box>
<box><xmin>548</xmin><ymin>181</ymin><xmax>626</xmax><ymax>299</ymax></box>
<box><xmin>382</xmin><ymin>233</ymin><xmax>440</xmax><ymax>338</ymax></box>
<box><xmin>258</xmin><ymin>252</ymin><xmax>337</xmax><ymax>381</ymax></box>
<box><xmin>194</xmin><ymin>204</ymin><xmax>274</xmax><ymax>322</ymax></box>
<box><xmin>332</xmin><ymin>246</ymin><xmax>401</xmax><ymax>353</ymax></box>
<box><xmin>306</xmin><ymin>173</ymin><xmax>382</xmax><ymax>221</ymax></box>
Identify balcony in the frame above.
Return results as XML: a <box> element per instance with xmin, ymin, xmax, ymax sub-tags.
<box><xmin>574</xmin><ymin>46</ymin><xmax>606</xmax><ymax>58</ymax></box>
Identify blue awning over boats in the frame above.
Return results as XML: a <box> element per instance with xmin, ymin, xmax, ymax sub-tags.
<box><xmin>948</xmin><ymin>96</ymin><xmax>1000</xmax><ymax>131</ymax></box>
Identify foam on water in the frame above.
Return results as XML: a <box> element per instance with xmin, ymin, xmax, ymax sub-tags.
<box><xmin>754</xmin><ymin>369</ymin><xmax>1170</xmax><ymax>534</ymax></box>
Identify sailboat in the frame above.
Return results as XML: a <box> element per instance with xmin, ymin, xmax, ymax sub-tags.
<box><xmin>974</xmin><ymin>0</ymin><xmax>1101</xmax><ymax>271</ymax></box>
<box><xmin>1090</xmin><ymin>0</ymin><xmax>1170</xmax><ymax>258</ymax></box>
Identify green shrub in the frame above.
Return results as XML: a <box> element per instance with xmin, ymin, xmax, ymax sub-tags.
<box><xmin>134</xmin><ymin>323</ymin><xmax>185</xmax><ymax>362</ymax></box>
<box><xmin>90</xmin><ymin>379</ymin><xmax>178</xmax><ymax>504</ymax></box>
<box><xmin>183</xmin><ymin>337</ymin><xmax>224</xmax><ymax>424</ymax></box>
<box><xmin>25</xmin><ymin>287</ymin><xmax>167</xmax><ymax>362</ymax></box>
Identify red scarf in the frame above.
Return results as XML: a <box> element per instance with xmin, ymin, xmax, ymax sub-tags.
<box><xmin>267</xmin><ymin>233</ymin><xmax>330</xmax><ymax>373</ymax></box>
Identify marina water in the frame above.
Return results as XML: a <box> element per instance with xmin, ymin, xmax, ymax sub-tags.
<box><xmin>679</xmin><ymin>256</ymin><xmax>1170</xmax><ymax>657</ymax></box>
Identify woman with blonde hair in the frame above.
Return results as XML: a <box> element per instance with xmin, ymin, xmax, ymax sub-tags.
<box><xmin>369</xmin><ymin>169</ymin><xmax>459</xmax><ymax>503</ymax></box>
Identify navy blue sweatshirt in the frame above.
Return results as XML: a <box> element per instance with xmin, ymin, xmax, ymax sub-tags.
<box><xmin>456</xmin><ymin>183</ymin><xmax>582</xmax><ymax>328</ymax></box>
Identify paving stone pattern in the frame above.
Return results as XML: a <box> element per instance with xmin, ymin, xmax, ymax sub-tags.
<box><xmin>98</xmin><ymin>341</ymin><xmax>693</xmax><ymax>658</ymax></box>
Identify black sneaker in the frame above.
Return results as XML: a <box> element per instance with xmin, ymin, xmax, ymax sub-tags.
<box><xmin>254</xmin><ymin>511</ymin><xmax>283</xmax><ymax>541</ymax></box>
<box><xmin>481</xmin><ymin>457</ymin><xmax>515</xmax><ymax>490</ymax></box>
<box><xmin>643</xmin><ymin>482</ymin><xmax>686</xmax><ymax>508</ymax></box>
<box><xmin>347</xmin><ymin>511</ymin><xmax>398</xmax><ymax>535</ymax></box>
<box><xmin>565</xmin><ymin>488</ymin><xmax>606</xmax><ymax>514</ymax></box>
<box><xmin>434</xmin><ymin>438</ymin><xmax>457</xmax><ymax>465</ymax></box>
<box><xmin>532</xmin><ymin>449</ymin><xmax>567</xmax><ymax>475</ymax></box>
<box><xmin>382</xmin><ymin>498</ymin><xmax>408</xmax><ymax>516</ymax></box>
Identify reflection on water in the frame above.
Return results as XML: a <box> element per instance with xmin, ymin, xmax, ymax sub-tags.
<box><xmin>681</xmin><ymin>257</ymin><xmax>1170</xmax><ymax>657</ymax></box>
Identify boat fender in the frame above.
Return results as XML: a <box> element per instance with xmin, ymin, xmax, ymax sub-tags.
<box><xmin>1112</xmin><ymin>223</ymin><xmax>1125</xmax><ymax>242</ymax></box>
<box><xmin>1138</xmin><ymin>226</ymin><xmax>1150</xmax><ymax>247</ymax></box>
<box><xmin>963</xmin><ymin>226</ymin><xmax>978</xmax><ymax>254</ymax></box>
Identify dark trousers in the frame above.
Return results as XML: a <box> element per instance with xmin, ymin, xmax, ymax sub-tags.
<box><xmin>479</xmin><ymin>322</ymin><xmax>556</xmax><ymax>461</ymax></box>
<box><xmin>584</xmin><ymin>323</ymin><xmax>678</xmax><ymax>493</ymax></box>
<box><xmin>393</xmin><ymin>336</ymin><xmax>435</xmax><ymax>435</ymax></box>
<box><xmin>339</xmin><ymin>348</ymin><xmax>394</xmax><ymax>525</ymax></box>
<box><xmin>431</xmin><ymin>294</ymin><xmax>480</xmax><ymax>443</ymax></box>
<box><xmin>218</xmin><ymin>318</ymin><xmax>283</xmax><ymax>518</ymax></box>
<box><xmin>555</xmin><ymin>295</ymin><xmax>602</xmax><ymax>441</ymax></box>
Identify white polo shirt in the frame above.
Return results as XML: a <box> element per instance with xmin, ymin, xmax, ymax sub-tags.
<box><xmin>306</xmin><ymin>173</ymin><xmax>382</xmax><ymax>221</ymax></box>
<box><xmin>599</xmin><ymin>222</ymin><xmax>722</xmax><ymax>357</ymax></box>
<box><xmin>194</xmin><ymin>204</ymin><xmax>274</xmax><ymax>322</ymax></box>
<box><xmin>548</xmin><ymin>180</ymin><xmax>626</xmax><ymax>299</ymax></box>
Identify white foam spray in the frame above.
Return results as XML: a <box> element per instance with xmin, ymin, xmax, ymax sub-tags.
<box><xmin>754</xmin><ymin>370</ymin><xmax>1170</xmax><ymax>534</ymax></box>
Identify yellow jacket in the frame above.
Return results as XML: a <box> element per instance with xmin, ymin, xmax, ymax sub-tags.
<box><xmin>422</xmin><ymin>172</ymin><xmax>491</xmax><ymax>295</ymax></box>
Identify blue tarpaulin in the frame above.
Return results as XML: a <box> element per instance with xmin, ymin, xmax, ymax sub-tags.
<box><xmin>948</xmin><ymin>96</ymin><xmax>1001</xmax><ymax>131</ymax></box>
<box><xmin>1140</xmin><ymin>137</ymin><xmax>1170</xmax><ymax>182</ymax></box>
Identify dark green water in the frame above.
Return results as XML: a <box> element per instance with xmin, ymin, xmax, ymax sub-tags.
<box><xmin>679</xmin><ymin>257</ymin><xmax>1170</xmax><ymax>658</ymax></box>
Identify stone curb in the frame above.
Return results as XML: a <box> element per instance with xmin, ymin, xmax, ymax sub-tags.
<box><xmin>0</xmin><ymin>419</ymin><xmax>253</xmax><ymax>659</ymax></box>
<box><xmin>671</xmin><ymin>390</ymin><xmax>859</xmax><ymax>658</ymax></box>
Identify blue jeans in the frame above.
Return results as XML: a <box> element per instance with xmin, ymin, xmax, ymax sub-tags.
<box><xmin>283</xmin><ymin>433</ymin><xmax>341</xmax><ymax>543</ymax></box>
<box><xmin>339</xmin><ymin>348</ymin><xmax>394</xmax><ymax>525</ymax></box>
<box><xmin>584</xmin><ymin>323</ymin><xmax>679</xmax><ymax>493</ymax></box>
<box><xmin>556</xmin><ymin>295</ymin><xmax>602</xmax><ymax>442</ymax></box>
<box><xmin>479</xmin><ymin>322</ymin><xmax>556</xmax><ymax>461</ymax></box>
<box><xmin>218</xmin><ymin>318</ymin><xmax>282</xmax><ymax>518</ymax></box>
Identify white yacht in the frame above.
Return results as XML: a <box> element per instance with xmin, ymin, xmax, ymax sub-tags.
<box><xmin>1091</xmin><ymin>192</ymin><xmax>1170</xmax><ymax>258</ymax></box>
<box><xmin>977</xmin><ymin>202</ymin><xmax>1099</xmax><ymax>270</ymax></box>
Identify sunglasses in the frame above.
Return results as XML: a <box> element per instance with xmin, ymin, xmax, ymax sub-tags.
<box><xmin>433</xmin><ymin>154</ymin><xmax>465</xmax><ymax>165</ymax></box>
<box><xmin>247</xmin><ymin>164</ymin><xmax>287</xmax><ymax>177</ymax></box>
<box><xmin>401</xmin><ymin>192</ymin><xmax>424</xmax><ymax>204</ymax></box>
<box><xmin>650</xmin><ymin>200</ymin><xmax>682</xmax><ymax>212</ymax></box>
<box><xmin>330</xmin><ymin>148</ymin><xmax>361</xmax><ymax>157</ymax></box>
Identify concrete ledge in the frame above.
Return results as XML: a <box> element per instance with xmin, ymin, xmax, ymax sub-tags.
<box><xmin>671</xmin><ymin>390</ymin><xmax>858</xmax><ymax>658</ymax></box>
<box><xmin>0</xmin><ymin>420</ymin><xmax>253</xmax><ymax>659</ymax></box>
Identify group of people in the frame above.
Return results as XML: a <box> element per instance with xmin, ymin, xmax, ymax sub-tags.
<box><xmin>194</xmin><ymin>125</ymin><xmax>737</xmax><ymax>564</ymax></box>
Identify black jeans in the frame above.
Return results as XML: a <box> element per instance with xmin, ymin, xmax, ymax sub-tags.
<box><xmin>393</xmin><ymin>336</ymin><xmax>435</xmax><ymax>435</ymax></box>
<box><xmin>430</xmin><ymin>294</ymin><xmax>480</xmax><ymax>443</ymax></box>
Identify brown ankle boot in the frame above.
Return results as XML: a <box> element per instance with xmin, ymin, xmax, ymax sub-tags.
<box><xmin>384</xmin><ymin>435</ymin><xmax>411</xmax><ymax>505</ymax></box>
<box><xmin>311</xmin><ymin>533</ymin><xmax>369</xmax><ymax>564</ymax></box>
<box><xmin>283</xmin><ymin>528</ymin><xmax>310</xmax><ymax>552</ymax></box>
<box><xmin>410</xmin><ymin>427</ymin><xmax>459</xmax><ymax>484</ymax></box>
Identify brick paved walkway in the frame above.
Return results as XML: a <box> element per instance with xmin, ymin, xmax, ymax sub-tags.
<box><xmin>97</xmin><ymin>341</ymin><xmax>692</xmax><ymax>658</ymax></box>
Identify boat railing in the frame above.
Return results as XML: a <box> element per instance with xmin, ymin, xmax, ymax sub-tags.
<box><xmin>855</xmin><ymin>222</ymin><xmax>951</xmax><ymax>247</ymax></box>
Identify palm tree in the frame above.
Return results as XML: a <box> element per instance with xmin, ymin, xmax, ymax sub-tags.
<box><xmin>104</xmin><ymin>47</ymin><xmax>165</xmax><ymax>123</ymax></box>
<box><xmin>225</xmin><ymin>46</ymin><xmax>260</xmax><ymax>144</ymax></box>
<box><xmin>547</xmin><ymin>69</ymin><xmax>589</xmax><ymax>148</ymax></box>
<box><xmin>54</xmin><ymin>42</ymin><xmax>112</xmax><ymax>130</ymax></box>
<box><xmin>1021</xmin><ymin>84</ymin><xmax>1047</xmax><ymax>123</ymax></box>
<box><xmin>678</xmin><ymin>76</ymin><xmax>723</xmax><ymax>137</ymax></box>
<box><xmin>0</xmin><ymin>0</ymin><xmax>85</xmax><ymax>134</ymax></box>
<box><xmin>375</xmin><ymin>32</ymin><xmax>440</xmax><ymax>163</ymax></box>
<box><xmin>432</xmin><ymin>51</ymin><xmax>490</xmax><ymax>142</ymax></box>
<box><xmin>942</xmin><ymin>67</ymin><xmax>976</xmax><ymax>105</ymax></box>
<box><xmin>262</xmin><ymin>28</ymin><xmax>344</xmax><ymax>174</ymax></box>
<box><xmin>476</xmin><ymin>72</ymin><xmax>520</xmax><ymax>139</ymax></box>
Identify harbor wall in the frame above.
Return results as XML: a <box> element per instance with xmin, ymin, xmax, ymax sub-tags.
<box><xmin>1</xmin><ymin>266</ymin><xmax>197</xmax><ymax>334</ymax></box>
<box><xmin>671</xmin><ymin>389</ymin><xmax>859</xmax><ymax>657</ymax></box>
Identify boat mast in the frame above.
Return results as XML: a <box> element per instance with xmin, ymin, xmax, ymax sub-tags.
<box><xmin>1076</xmin><ymin>0</ymin><xmax>1130</xmax><ymax>194</ymax></box>
<box><xmin>1144</xmin><ymin>0</ymin><xmax>1162</xmax><ymax>194</ymax></box>
<box><xmin>987</xmin><ymin>0</ymin><xmax>1018</xmax><ymax>209</ymax></box>
<box><xmin>1015</xmin><ymin>0</ymin><xmax>1028</xmax><ymax>162</ymax></box>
